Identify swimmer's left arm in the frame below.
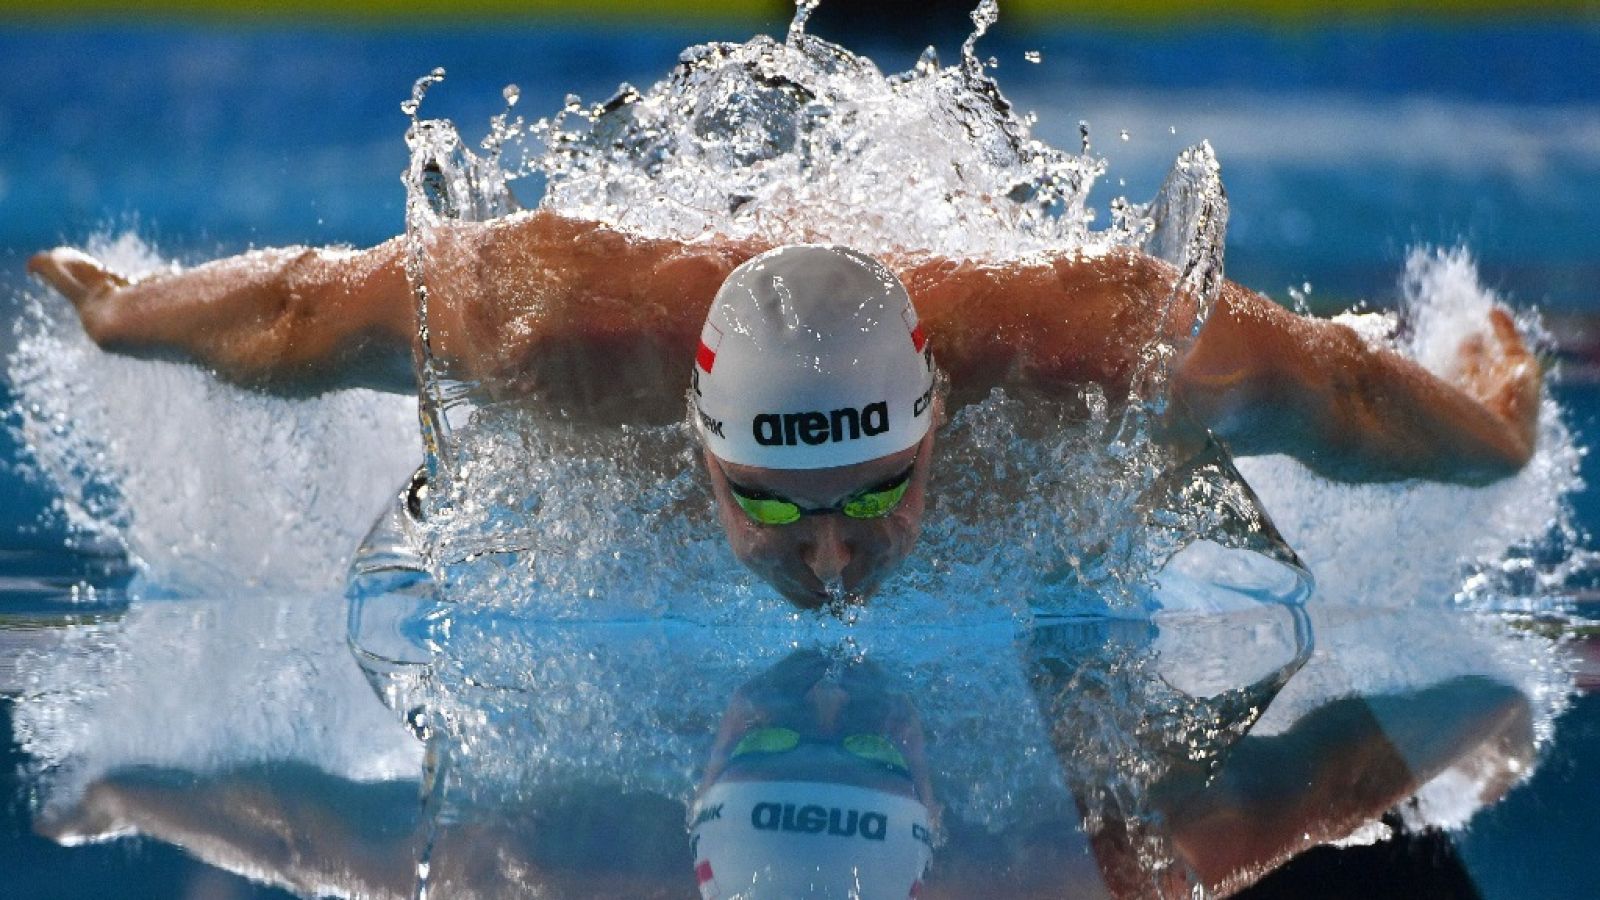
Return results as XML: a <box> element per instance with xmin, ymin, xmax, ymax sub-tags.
<box><xmin>1175</xmin><ymin>282</ymin><xmax>1540</xmax><ymax>484</ymax></box>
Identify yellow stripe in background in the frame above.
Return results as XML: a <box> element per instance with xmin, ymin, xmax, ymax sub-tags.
<box><xmin>0</xmin><ymin>0</ymin><xmax>785</xmax><ymax>22</ymax></box>
<box><xmin>0</xmin><ymin>0</ymin><xmax>1594</xmax><ymax>21</ymax></box>
<box><xmin>1010</xmin><ymin>0</ymin><xmax>1600</xmax><ymax>23</ymax></box>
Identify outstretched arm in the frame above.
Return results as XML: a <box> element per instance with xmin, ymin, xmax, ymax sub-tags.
<box><xmin>1176</xmin><ymin>282</ymin><xmax>1540</xmax><ymax>484</ymax></box>
<box><xmin>28</xmin><ymin>240</ymin><xmax>416</xmax><ymax>394</ymax></box>
<box><xmin>30</xmin><ymin>213</ymin><xmax>756</xmax><ymax>419</ymax></box>
<box><xmin>898</xmin><ymin>251</ymin><xmax>1539</xmax><ymax>485</ymax></box>
<box><xmin>31</xmin><ymin>220</ymin><xmax>1540</xmax><ymax>478</ymax></box>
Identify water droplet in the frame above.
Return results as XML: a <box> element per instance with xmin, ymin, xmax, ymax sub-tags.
<box><xmin>1120</xmin><ymin>129</ymin><xmax>1130</xmax><ymax>142</ymax></box>
<box><xmin>1024</xmin><ymin>50</ymin><xmax>1042</xmax><ymax>64</ymax></box>
<box><xmin>1168</xmin><ymin>125</ymin><xmax>1177</xmax><ymax>135</ymax></box>
<box><xmin>502</xmin><ymin>84</ymin><xmax>521</xmax><ymax>106</ymax></box>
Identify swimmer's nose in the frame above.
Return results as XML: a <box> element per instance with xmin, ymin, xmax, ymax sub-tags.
<box><xmin>806</xmin><ymin>681</ymin><xmax>850</xmax><ymax>733</ymax></box>
<box><xmin>801</xmin><ymin>519</ymin><xmax>853</xmax><ymax>585</ymax></box>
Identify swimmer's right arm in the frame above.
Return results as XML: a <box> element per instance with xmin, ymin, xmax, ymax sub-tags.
<box><xmin>30</xmin><ymin>213</ymin><xmax>757</xmax><ymax>415</ymax></box>
<box><xmin>27</xmin><ymin>239</ymin><xmax>417</xmax><ymax>394</ymax></box>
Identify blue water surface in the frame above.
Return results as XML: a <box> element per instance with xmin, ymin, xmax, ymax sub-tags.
<box><xmin>3</xmin><ymin>19</ymin><xmax>1599</xmax><ymax>899</ymax></box>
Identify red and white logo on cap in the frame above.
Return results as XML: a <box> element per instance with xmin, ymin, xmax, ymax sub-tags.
<box><xmin>901</xmin><ymin>301</ymin><xmax>926</xmax><ymax>353</ymax></box>
<box><xmin>696</xmin><ymin>859</ymin><xmax>721</xmax><ymax>899</ymax></box>
<box><xmin>697</xmin><ymin>320</ymin><xmax>724</xmax><ymax>374</ymax></box>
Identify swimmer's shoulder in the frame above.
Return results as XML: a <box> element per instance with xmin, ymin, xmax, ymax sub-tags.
<box><xmin>899</xmin><ymin>247</ymin><xmax>1185</xmax><ymax>400</ymax></box>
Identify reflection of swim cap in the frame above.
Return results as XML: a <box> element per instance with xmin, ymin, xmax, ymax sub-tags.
<box><xmin>689</xmin><ymin>780</ymin><xmax>933</xmax><ymax>899</ymax></box>
<box><xmin>692</xmin><ymin>245</ymin><xmax>937</xmax><ymax>470</ymax></box>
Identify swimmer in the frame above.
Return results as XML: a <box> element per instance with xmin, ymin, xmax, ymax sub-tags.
<box><xmin>27</xmin><ymin>212</ymin><xmax>1541</xmax><ymax>606</ymax></box>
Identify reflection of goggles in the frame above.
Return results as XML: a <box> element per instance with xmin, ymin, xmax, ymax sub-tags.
<box><xmin>731</xmin><ymin>726</ymin><xmax>911</xmax><ymax>776</ymax></box>
<box><xmin>725</xmin><ymin>460</ymin><xmax>915</xmax><ymax>526</ymax></box>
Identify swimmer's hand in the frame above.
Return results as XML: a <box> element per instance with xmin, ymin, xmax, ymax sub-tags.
<box><xmin>27</xmin><ymin>247</ymin><xmax>132</xmax><ymax>329</ymax></box>
<box><xmin>1449</xmin><ymin>307</ymin><xmax>1541</xmax><ymax>466</ymax></box>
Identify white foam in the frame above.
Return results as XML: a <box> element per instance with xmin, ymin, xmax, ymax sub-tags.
<box><xmin>6</xmin><ymin>233</ymin><xmax>419</xmax><ymax>595</ymax></box>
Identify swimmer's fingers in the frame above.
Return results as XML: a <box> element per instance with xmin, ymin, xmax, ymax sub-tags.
<box><xmin>1458</xmin><ymin>306</ymin><xmax>1541</xmax><ymax>456</ymax></box>
<box><xmin>26</xmin><ymin>247</ymin><xmax>130</xmax><ymax>307</ymax></box>
<box><xmin>1488</xmin><ymin>307</ymin><xmax>1533</xmax><ymax>365</ymax></box>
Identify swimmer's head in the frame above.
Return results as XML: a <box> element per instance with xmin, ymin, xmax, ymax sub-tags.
<box><xmin>691</xmin><ymin>246</ymin><xmax>939</xmax><ymax>607</ymax></box>
<box><xmin>692</xmin><ymin>244</ymin><xmax>936</xmax><ymax>468</ymax></box>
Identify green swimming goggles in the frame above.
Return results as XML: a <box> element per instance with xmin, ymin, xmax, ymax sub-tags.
<box><xmin>724</xmin><ymin>460</ymin><xmax>916</xmax><ymax>526</ymax></box>
<box><xmin>730</xmin><ymin>725</ymin><xmax>911</xmax><ymax>776</ymax></box>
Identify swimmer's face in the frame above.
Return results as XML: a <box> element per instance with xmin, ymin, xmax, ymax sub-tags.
<box><xmin>703</xmin><ymin>426</ymin><xmax>934</xmax><ymax>609</ymax></box>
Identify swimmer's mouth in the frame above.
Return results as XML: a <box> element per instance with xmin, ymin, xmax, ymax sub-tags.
<box><xmin>782</xmin><ymin>576</ymin><xmax>869</xmax><ymax>611</ymax></box>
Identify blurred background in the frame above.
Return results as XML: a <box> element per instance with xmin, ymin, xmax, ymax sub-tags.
<box><xmin>0</xmin><ymin>0</ymin><xmax>1597</xmax><ymax>310</ymax></box>
<box><xmin>2</xmin><ymin>1</ymin><xmax>1598</xmax><ymax>897</ymax></box>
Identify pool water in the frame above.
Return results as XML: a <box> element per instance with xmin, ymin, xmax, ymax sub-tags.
<box><xmin>4</xmin><ymin>15</ymin><xmax>1600</xmax><ymax>899</ymax></box>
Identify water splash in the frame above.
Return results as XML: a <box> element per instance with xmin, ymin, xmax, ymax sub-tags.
<box><xmin>3</xmin><ymin>9</ymin><xmax>1582</xmax><ymax>638</ymax></box>
<box><xmin>960</xmin><ymin>0</ymin><xmax>999</xmax><ymax>81</ymax></box>
<box><xmin>0</xmin><ymin>12</ymin><xmax>1586</xmax><ymax>891</ymax></box>
<box><xmin>393</xmin><ymin>22</ymin><xmax>1253</xmax><ymax>619</ymax></box>
<box><xmin>4</xmin><ymin>233</ymin><xmax>417</xmax><ymax>595</ymax></box>
<box><xmin>787</xmin><ymin>0</ymin><xmax>821</xmax><ymax>43</ymax></box>
<box><xmin>519</xmin><ymin>31</ymin><xmax>1110</xmax><ymax>259</ymax></box>
<box><xmin>384</xmin><ymin>12</ymin><xmax>1590</xmax><ymax>639</ymax></box>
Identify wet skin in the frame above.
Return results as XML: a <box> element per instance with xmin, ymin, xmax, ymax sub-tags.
<box><xmin>701</xmin><ymin>424</ymin><xmax>936</xmax><ymax>609</ymax></box>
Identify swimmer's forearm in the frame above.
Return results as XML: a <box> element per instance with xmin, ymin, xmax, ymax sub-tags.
<box><xmin>33</xmin><ymin>212</ymin><xmax>760</xmax><ymax>407</ymax></box>
<box><xmin>32</xmin><ymin>239</ymin><xmax>416</xmax><ymax>394</ymax></box>
<box><xmin>1179</xmin><ymin>286</ymin><xmax>1536</xmax><ymax>484</ymax></box>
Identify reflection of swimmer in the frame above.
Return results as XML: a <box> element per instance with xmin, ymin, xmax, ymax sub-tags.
<box><xmin>1018</xmin><ymin>622</ymin><xmax>1538</xmax><ymax>898</ymax></box>
<box><xmin>29</xmin><ymin>214</ymin><xmax>1540</xmax><ymax>605</ymax></box>
<box><xmin>690</xmin><ymin>650</ymin><xmax>936</xmax><ymax>897</ymax></box>
<box><xmin>36</xmin><ymin>635</ymin><xmax>1538</xmax><ymax>899</ymax></box>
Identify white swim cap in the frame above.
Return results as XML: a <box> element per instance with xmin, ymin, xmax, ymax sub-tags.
<box><xmin>692</xmin><ymin>245</ymin><xmax>936</xmax><ymax>469</ymax></box>
<box><xmin>689</xmin><ymin>780</ymin><xmax>934</xmax><ymax>899</ymax></box>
